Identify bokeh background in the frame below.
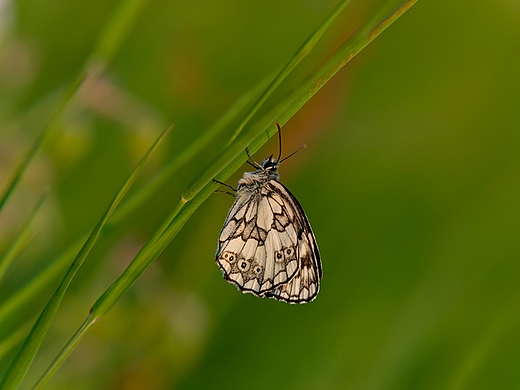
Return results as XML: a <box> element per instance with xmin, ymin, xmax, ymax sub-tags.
<box><xmin>1</xmin><ymin>0</ymin><xmax>520</xmax><ymax>389</ymax></box>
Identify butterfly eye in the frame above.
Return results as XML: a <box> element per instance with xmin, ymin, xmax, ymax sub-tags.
<box><xmin>286</xmin><ymin>249</ymin><xmax>292</xmax><ymax>255</ymax></box>
<box><xmin>255</xmin><ymin>266</ymin><xmax>262</xmax><ymax>274</ymax></box>
<box><xmin>229</xmin><ymin>255</ymin><xmax>235</xmax><ymax>262</ymax></box>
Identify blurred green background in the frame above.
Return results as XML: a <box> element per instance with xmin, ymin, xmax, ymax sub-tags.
<box><xmin>1</xmin><ymin>0</ymin><xmax>520</xmax><ymax>389</ymax></box>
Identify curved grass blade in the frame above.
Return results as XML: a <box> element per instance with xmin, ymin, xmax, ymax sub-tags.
<box><xmin>0</xmin><ymin>126</ymin><xmax>171</xmax><ymax>390</ymax></box>
<box><xmin>31</xmin><ymin>1</ymin><xmax>418</xmax><ymax>388</ymax></box>
<box><xmin>0</xmin><ymin>191</ymin><xmax>47</xmax><ymax>282</ymax></box>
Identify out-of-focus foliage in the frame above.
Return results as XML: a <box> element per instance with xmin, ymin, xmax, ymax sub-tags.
<box><xmin>0</xmin><ymin>0</ymin><xmax>519</xmax><ymax>389</ymax></box>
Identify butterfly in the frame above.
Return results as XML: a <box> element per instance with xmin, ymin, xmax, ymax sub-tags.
<box><xmin>214</xmin><ymin>123</ymin><xmax>322</xmax><ymax>304</ymax></box>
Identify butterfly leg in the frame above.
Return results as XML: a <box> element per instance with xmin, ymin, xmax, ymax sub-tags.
<box><xmin>245</xmin><ymin>148</ymin><xmax>262</xmax><ymax>168</ymax></box>
<box><xmin>212</xmin><ymin>179</ymin><xmax>236</xmax><ymax>192</ymax></box>
<box><xmin>215</xmin><ymin>190</ymin><xmax>235</xmax><ymax>197</ymax></box>
<box><xmin>212</xmin><ymin>179</ymin><xmax>237</xmax><ymax>197</ymax></box>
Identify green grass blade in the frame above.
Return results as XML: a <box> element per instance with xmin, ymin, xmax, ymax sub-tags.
<box><xmin>31</xmin><ymin>2</ymin><xmax>418</xmax><ymax>387</ymax></box>
<box><xmin>0</xmin><ymin>73</ymin><xmax>87</xmax><ymax>214</ymax></box>
<box><xmin>184</xmin><ymin>0</ymin><xmax>351</xmax><ymax>201</ymax></box>
<box><xmin>0</xmin><ymin>191</ymin><xmax>47</xmax><ymax>282</ymax></box>
<box><xmin>0</xmin><ymin>126</ymin><xmax>171</xmax><ymax>390</ymax></box>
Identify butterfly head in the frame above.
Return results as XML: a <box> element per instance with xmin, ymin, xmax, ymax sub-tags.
<box><xmin>260</xmin><ymin>154</ymin><xmax>279</xmax><ymax>171</ymax></box>
<box><xmin>240</xmin><ymin>123</ymin><xmax>306</xmax><ymax>186</ymax></box>
<box><xmin>258</xmin><ymin>155</ymin><xmax>280</xmax><ymax>180</ymax></box>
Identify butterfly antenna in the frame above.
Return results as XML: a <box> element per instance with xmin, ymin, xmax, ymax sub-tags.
<box><xmin>275</xmin><ymin>122</ymin><xmax>282</xmax><ymax>163</ymax></box>
<box><xmin>279</xmin><ymin>144</ymin><xmax>306</xmax><ymax>163</ymax></box>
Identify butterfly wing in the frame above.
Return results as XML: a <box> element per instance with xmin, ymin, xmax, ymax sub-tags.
<box><xmin>216</xmin><ymin>184</ymin><xmax>300</xmax><ymax>296</ymax></box>
<box><xmin>216</xmin><ymin>179</ymin><xmax>322</xmax><ymax>303</ymax></box>
<box><xmin>263</xmin><ymin>180</ymin><xmax>322</xmax><ymax>303</ymax></box>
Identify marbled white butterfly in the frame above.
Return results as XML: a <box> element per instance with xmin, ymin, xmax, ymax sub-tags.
<box><xmin>215</xmin><ymin>123</ymin><xmax>322</xmax><ymax>304</ymax></box>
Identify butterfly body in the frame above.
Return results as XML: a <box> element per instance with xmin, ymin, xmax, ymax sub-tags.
<box><xmin>216</xmin><ymin>155</ymin><xmax>322</xmax><ymax>304</ymax></box>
